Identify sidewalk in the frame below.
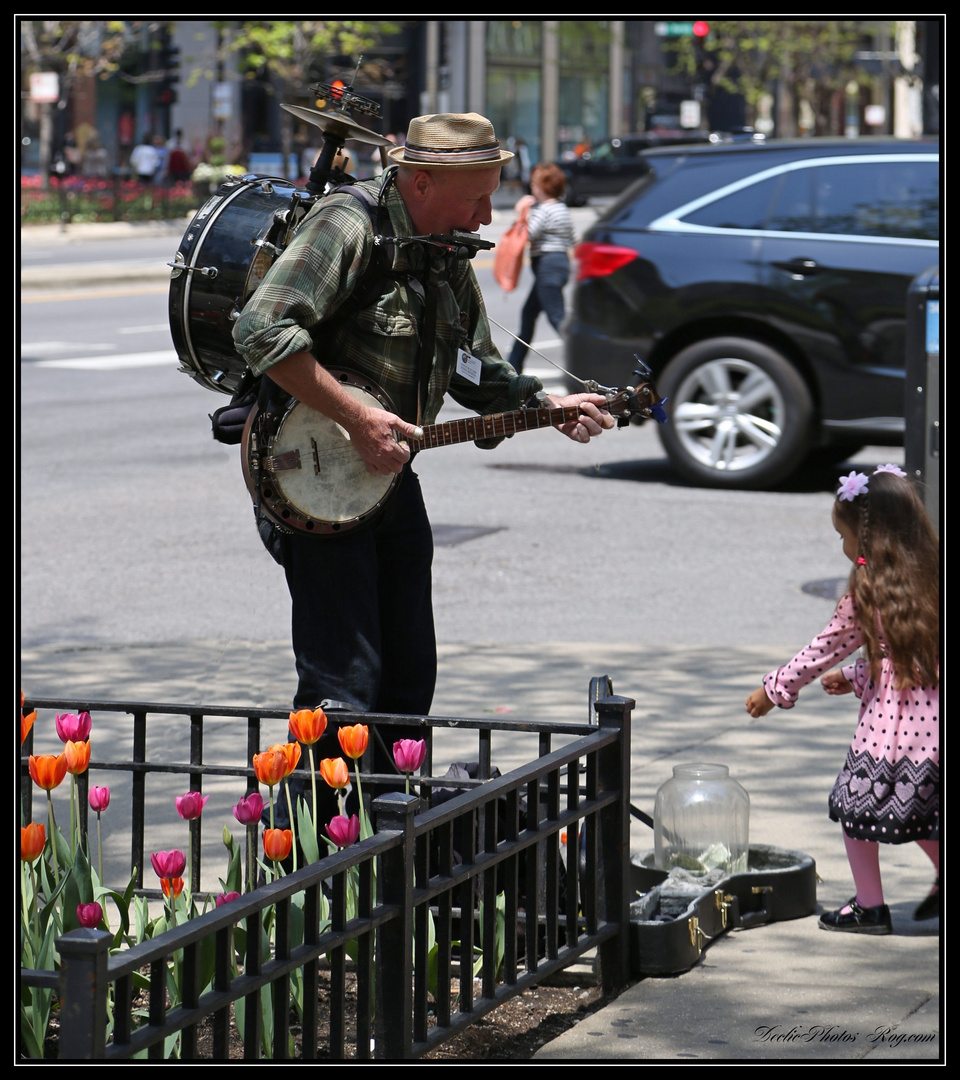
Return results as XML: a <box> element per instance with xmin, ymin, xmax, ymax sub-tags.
<box><xmin>20</xmin><ymin>636</ymin><xmax>941</xmax><ymax>1062</ymax></box>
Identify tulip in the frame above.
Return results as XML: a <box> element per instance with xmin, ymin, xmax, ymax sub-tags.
<box><xmin>263</xmin><ymin>827</ymin><xmax>293</xmax><ymax>863</ymax></box>
<box><xmin>233</xmin><ymin>792</ymin><xmax>264</xmax><ymax>825</ymax></box>
<box><xmin>89</xmin><ymin>786</ymin><xmax>111</xmax><ymax>813</ymax></box>
<box><xmin>56</xmin><ymin>711</ymin><xmax>92</xmax><ymax>744</ymax></box>
<box><xmin>29</xmin><ymin>753</ymin><xmax>68</xmax><ymax>790</ymax></box>
<box><xmin>20</xmin><ymin>822</ymin><xmax>46</xmax><ymax>863</ymax></box>
<box><xmin>160</xmin><ymin>877</ymin><xmax>185</xmax><ymax>899</ymax></box>
<box><xmin>77</xmin><ymin>901</ymin><xmax>103</xmax><ymax>929</ymax></box>
<box><xmin>270</xmin><ymin>741</ymin><xmax>302</xmax><ymax>777</ymax></box>
<box><xmin>337</xmin><ymin>724</ymin><xmax>369</xmax><ymax>760</ymax></box>
<box><xmin>252</xmin><ymin>747</ymin><xmax>287</xmax><ymax>788</ymax></box>
<box><xmin>20</xmin><ymin>691</ymin><xmax>36</xmax><ymax>745</ymax></box>
<box><xmin>393</xmin><ymin>738</ymin><xmax>427</xmax><ymax>774</ymax></box>
<box><xmin>175</xmin><ymin>790</ymin><xmax>209</xmax><ymax>821</ymax></box>
<box><xmin>319</xmin><ymin>757</ymin><xmax>350</xmax><ymax>790</ymax></box>
<box><xmin>216</xmin><ymin>891</ymin><xmax>241</xmax><ymax>907</ymax></box>
<box><xmin>151</xmin><ymin>849</ymin><xmax>187</xmax><ymax>880</ymax></box>
<box><xmin>63</xmin><ymin>739</ymin><xmax>91</xmax><ymax>775</ymax></box>
<box><xmin>289</xmin><ymin>707</ymin><xmax>327</xmax><ymax>746</ymax></box>
<box><xmin>326</xmin><ymin>813</ymin><xmax>361</xmax><ymax>848</ymax></box>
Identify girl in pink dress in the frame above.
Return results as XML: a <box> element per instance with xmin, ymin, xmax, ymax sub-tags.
<box><xmin>746</xmin><ymin>465</ymin><xmax>939</xmax><ymax>934</ymax></box>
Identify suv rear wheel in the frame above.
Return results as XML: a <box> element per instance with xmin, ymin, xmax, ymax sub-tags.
<box><xmin>657</xmin><ymin>337</ymin><xmax>814</xmax><ymax>488</ymax></box>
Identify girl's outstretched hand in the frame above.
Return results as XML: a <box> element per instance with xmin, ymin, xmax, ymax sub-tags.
<box><xmin>821</xmin><ymin>669</ymin><xmax>854</xmax><ymax>696</ymax></box>
<box><xmin>745</xmin><ymin>687</ymin><xmax>775</xmax><ymax>717</ymax></box>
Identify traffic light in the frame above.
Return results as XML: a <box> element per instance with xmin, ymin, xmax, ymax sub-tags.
<box><xmin>156</xmin><ymin>43</ymin><xmax>180</xmax><ymax>107</ymax></box>
<box><xmin>692</xmin><ymin>21</ymin><xmax>710</xmax><ymax>38</ymax></box>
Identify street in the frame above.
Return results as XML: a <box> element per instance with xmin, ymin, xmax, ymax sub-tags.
<box><xmin>20</xmin><ymin>211</ymin><xmax>900</xmax><ymax>662</ymax></box>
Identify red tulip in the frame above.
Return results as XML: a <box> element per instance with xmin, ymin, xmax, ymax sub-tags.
<box><xmin>289</xmin><ymin>707</ymin><xmax>327</xmax><ymax>746</ymax></box>
<box><xmin>338</xmin><ymin>724</ymin><xmax>369</xmax><ymax>760</ymax></box>
<box><xmin>319</xmin><ymin>757</ymin><xmax>350</xmax><ymax>790</ymax></box>
<box><xmin>63</xmin><ymin>739</ymin><xmax>91</xmax><ymax>775</ymax></box>
<box><xmin>56</xmin><ymin>711</ymin><xmax>92</xmax><ymax>743</ymax></box>
<box><xmin>263</xmin><ymin>827</ymin><xmax>293</xmax><ymax>862</ymax></box>
<box><xmin>89</xmin><ymin>786</ymin><xmax>111</xmax><ymax>813</ymax></box>
<box><xmin>21</xmin><ymin>822</ymin><xmax>46</xmax><ymax>862</ymax></box>
<box><xmin>160</xmin><ymin>877</ymin><xmax>185</xmax><ymax>899</ymax></box>
<box><xmin>29</xmin><ymin>753</ymin><xmax>68</xmax><ymax>791</ymax></box>
<box><xmin>232</xmin><ymin>792</ymin><xmax>264</xmax><ymax>825</ymax></box>
<box><xmin>393</xmin><ymin>738</ymin><xmax>427</xmax><ymax>774</ymax></box>
<box><xmin>175</xmin><ymin>790</ymin><xmax>209</xmax><ymax>821</ymax></box>
<box><xmin>151</xmin><ymin>849</ymin><xmax>186</xmax><ymax>880</ymax></box>
<box><xmin>326</xmin><ymin>814</ymin><xmax>361</xmax><ymax>848</ymax></box>
<box><xmin>77</xmin><ymin>901</ymin><xmax>103</xmax><ymax>928</ymax></box>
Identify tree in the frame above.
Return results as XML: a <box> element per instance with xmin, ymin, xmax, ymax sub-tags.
<box><xmin>20</xmin><ymin>20</ymin><xmax>138</xmax><ymax>187</ymax></box>
<box><xmin>666</xmin><ymin>20</ymin><xmax>892</xmax><ymax>135</ymax></box>
<box><xmin>219</xmin><ymin>21</ymin><xmax>399</xmax><ymax>171</ymax></box>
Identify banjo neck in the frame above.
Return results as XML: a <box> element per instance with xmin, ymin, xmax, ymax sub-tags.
<box><xmin>410</xmin><ymin>404</ymin><xmax>583</xmax><ymax>451</ymax></box>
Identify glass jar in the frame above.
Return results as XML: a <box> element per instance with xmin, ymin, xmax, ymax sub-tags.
<box><xmin>653</xmin><ymin>763</ymin><xmax>750</xmax><ymax>875</ymax></box>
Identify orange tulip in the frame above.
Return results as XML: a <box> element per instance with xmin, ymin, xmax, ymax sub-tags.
<box><xmin>29</xmin><ymin>753</ymin><xmax>68</xmax><ymax>791</ymax></box>
<box><xmin>270</xmin><ymin>741</ymin><xmax>301</xmax><ymax>777</ymax></box>
<box><xmin>289</xmin><ymin>707</ymin><xmax>327</xmax><ymax>746</ymax></box>
<box><xmin>161</xmin><ymin>876</ymin><xmax>185</xmax><ymax>898</ymax></box>
<box><xmin>319</xmin><ymin>756</ymin><xmax>350</xmax><ymax>790</ymax></box>
<box><xmin>253</xmin><ymin>747</ymin><xmax>287</xmax><ymax>788</ymax></box>
<box><xmin>21</xmin><ymin>822</ymin><xmax>46</xmax><ymax>862</ymax></box>
<box><xmin>20</xmin><ymin>691</ymin><xmax>36</xmax><ymax>745</ymax></box>
<box><xmin>63</xmin><ymin>739</ymin><xmax>91</xmax><ymax>775</ymax></box>
<box><xmin>263</xmin><ymin>827</ymin><xmax>293</xmax><ymax>862</ymax></box>
<box><xmin>337</xmin><ymin>724</ymin><xmax>369</xmax><ymax>760</ymax></box>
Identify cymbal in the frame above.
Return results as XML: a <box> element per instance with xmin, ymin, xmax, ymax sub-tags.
<box><xmin>280</xmin><ymin>103</ymin><xmax>391</xmax><ymax>147</ymax></box>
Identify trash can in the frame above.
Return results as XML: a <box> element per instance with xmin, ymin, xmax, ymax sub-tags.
<box><xmin>904</xmin><ymin>266</ymin><xmax>940</xmax><ymax>533</ymax></box>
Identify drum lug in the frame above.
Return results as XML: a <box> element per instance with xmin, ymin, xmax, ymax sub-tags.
<box><xmin>167</xmin><ymin>251</ymin><xmax>218</xmax><ymax>280</ymax></box>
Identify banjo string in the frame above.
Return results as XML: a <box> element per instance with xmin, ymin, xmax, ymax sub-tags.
<box><xmin>486</xmin><ymin>316</ymin><xmax>589</xmax><ymax>390</ymax></box>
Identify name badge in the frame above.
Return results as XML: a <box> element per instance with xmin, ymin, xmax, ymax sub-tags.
<box><xmin>456</xmin><ymin>347</ymin><xmax>482</xmax><ymax>385</ymax></box>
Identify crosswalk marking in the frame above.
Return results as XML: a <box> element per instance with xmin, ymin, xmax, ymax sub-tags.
<box><xmin>33</xmin><ymin>350</ymin><xmax>178</xmax><ymax>371</ymax></box>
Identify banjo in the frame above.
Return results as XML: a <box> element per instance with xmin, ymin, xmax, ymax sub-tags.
<box><xmin>242</xmin><ymin>369</ymin><xmax>666</xmax><ymax>535</ymax></box>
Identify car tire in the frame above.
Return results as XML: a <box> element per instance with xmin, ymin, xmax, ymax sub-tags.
<box><xmin>657</xmin><ymin>337</ymin><xmax>814</xmax><ymax>489</ymax></box>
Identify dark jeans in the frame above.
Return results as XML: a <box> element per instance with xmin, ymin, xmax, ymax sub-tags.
<box><xmin>271</xmin><ymin>464</ymin><xmax>436</xmax><ymax>831</ymax></box>
<box><xmin>507</xmin><ymin>252</ymin><xmax>570</xmax><ymax>374</ymax></box>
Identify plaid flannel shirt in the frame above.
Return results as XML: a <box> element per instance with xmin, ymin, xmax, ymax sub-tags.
<box><xmin>233</xmin><ymin>175</ymin><xmax>543</xmax><ymax>427</ymax></box>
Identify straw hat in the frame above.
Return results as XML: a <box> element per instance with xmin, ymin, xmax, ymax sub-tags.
<box><xmin>388</xmin><ymin>113</ymin><xmax>513</xmax><ymax>169</ymax></box>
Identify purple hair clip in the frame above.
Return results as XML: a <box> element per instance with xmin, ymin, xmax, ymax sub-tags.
<box><xmin>837</xmin><ymin>471</ymin><xmax>870</xmax><ymax>502</ymax></box>
<box><xmin>874</xmin><ymin>463</ymin><xmax>907</xmax><ymax>478</ymax></box>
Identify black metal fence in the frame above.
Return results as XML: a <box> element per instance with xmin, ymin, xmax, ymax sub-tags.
<box><xmin>20</xmin><ymin>695</ymin><xmax>634</xmax><ymax>1060</ymax></box>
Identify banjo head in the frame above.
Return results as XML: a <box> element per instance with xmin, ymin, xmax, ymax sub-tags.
<box><xmin>250</xmin><ymin>372</ymin><xmax>400</xmax><ymax>535</ymax></box>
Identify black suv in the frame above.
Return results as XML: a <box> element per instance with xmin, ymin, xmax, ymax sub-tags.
<box><xmin>562</xmin><ymin>137</ymin><xmax>940</xmax><ymax>487</ymax></box>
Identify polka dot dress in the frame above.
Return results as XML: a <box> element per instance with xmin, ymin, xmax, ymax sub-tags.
<box><xmin>763</xmin><ymin>594</ymin><xmax>939</xmax><ymax>844</ymax></box>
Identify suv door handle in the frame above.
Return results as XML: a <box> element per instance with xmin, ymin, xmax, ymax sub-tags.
<box><xmin>772</xmin><ymin>258</ymin><xmax>821</xmax><ymax>277</ymax></box>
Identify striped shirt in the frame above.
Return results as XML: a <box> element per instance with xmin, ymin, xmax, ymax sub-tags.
<box><xmin>233</xmin><ymin>176</ymin><xmax>543</xmax><ymax>426</ymax></box>
<box><xmin>526</xmin><ymin>199</ymin><xmax>575</xmax><ymax>257</ymax></box>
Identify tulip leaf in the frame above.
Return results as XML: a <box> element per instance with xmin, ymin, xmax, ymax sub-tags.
<box><xmin>296</xmin><ymin>800</ymin><xmax>320</xmax><ymax>864</ymax></box>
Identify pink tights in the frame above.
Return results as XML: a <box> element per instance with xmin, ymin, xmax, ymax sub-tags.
<box><xmin>842</xmin><ymin>833</ymin><xmax>940</xmax><ymax>910</ymax></box>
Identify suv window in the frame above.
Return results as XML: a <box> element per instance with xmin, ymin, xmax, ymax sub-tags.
<box><xmin>680</xmin><ymin>157</ymin><xmax>939</xmax><ymax>241</ymax></box>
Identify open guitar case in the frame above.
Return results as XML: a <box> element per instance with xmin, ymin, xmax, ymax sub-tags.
<box><xmin>588</xmin><ymin>676</ymin><xmax>818</xmax><ymax>977</ymax></box>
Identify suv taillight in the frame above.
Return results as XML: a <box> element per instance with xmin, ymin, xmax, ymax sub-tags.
<box><xmin>574</xmin><ymin>242</ymin><xmax>638</xmax><ymax>282</ymax></box>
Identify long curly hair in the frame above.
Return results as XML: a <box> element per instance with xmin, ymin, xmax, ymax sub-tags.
<box><xmin>834</xmin><ymin>469</ymin><xmax>939</xmax><ymax>688</ymax></box>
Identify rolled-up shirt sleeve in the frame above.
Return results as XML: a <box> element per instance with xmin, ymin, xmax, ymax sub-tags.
<box><xmin>762</xmin><ymin>593</ymin><xmax>864</xmax><ymax>709</ymax></box>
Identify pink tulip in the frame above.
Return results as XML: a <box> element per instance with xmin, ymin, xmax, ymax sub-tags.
<box><xmin>151</xmin><ymin>849</ymin><xmax>186</xmax><ymax>880</ymax></box>
<box><xmin>216</xmin><ymin>891</ymin><xmax>241</xmax><ymax>907</ymax></box>
<box><xmin>232</xmin><ymin>792</ymin><xmax>265</xmax><ymax>825</ymax></box>
<box><xmin>393</xmin><ymin>738</ymin><xmax>427</xmax><ymax>774</ymax></box>
<box><xmin>326</xmin><ymin>814</ymin><xmax>361</xmax><ymax>848</ymax></box>
<box><xmin>89</xmin><ymin>786</ymin><xmax>111</xmax><ymax>813</ymax></box>
<box><xmin>55</xmin><ymin>711</ymin><xmax>92</xmax><ymax>744</ymax></box>
<box><xmin>77</xmin><ymin>902</ymin><xmax>103</xmax><ymax>928</ymax></box>
<box><xmin>175</xmin><ymin>791</ymin><xmax>210</xmax><ymax>821</ymax></box>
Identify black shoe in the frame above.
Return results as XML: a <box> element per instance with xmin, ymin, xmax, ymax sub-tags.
<box><xmin>913</xmin><ymin>879</ymin><xmax>940</xmax><ymax>921</ymax></box>
<box><xmin>819</xmin><ymin>897</ymin><xmax>892</xmax><ymax>935</ymax></box>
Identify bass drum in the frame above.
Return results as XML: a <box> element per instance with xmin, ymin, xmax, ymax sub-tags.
<box><xmin>168</xmin><ymin>176</ymin><xmax>317</xmax><ymax>395</ymax></box>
